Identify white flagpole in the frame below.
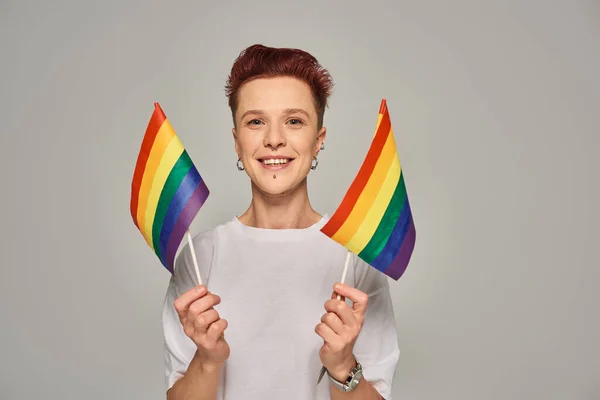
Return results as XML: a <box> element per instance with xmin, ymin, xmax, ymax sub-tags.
<box><xmin>317</xmin><ymin>250</ymin><xmax>352</xmax><ymax>384</ymax></box>
<box><xmin>337</xmin><ymin>250</ymin><xmax>352</xmax><ymax>299</ymax></box>
<box><xmin>186</xmin><ymin>230</ymin><xmax>224</xmax><ymax>393</ymax></box>
<box><xmin>186</xmin><ymin>230</ymin><xmax>202</xmax><ymax>286</ymax></box>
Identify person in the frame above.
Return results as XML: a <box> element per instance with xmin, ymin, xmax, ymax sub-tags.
<box><xmin>161</xmin><ymin>44</ymin><xmax>400</xmax><ymax>400</ymax></box>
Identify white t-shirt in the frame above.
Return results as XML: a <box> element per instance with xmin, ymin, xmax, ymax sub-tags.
<box><xmin>162</xmin><ymin>215</ymin><xmax>400</xmax><ymax>399</ymax></box>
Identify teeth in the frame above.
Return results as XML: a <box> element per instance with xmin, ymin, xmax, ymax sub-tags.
<box><xmin>262</xmin><ymin>158</ymin><xmax>290</xmax><ymax>165</ymax></box>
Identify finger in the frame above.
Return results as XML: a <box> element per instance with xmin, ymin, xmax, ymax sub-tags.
<box><xmin>321</xmin><ymin>312</ymin><xmax>345</xmax><ymax>335</ymax></box>
<box><xmin>315</xmin><ymin>322</ymin><xmax>338</xmax><ymax>344</ymax></box>
<box><xmin>187</xmin><ymin>294</ymin><xmax>221</xmax><ymax>322</ymax></box>
<box><xmin>331</xmin><ymin>291</ymin><xmax>345</xmax><ymax>302</ymax></box>
<box><xmin>334</xmin><ymin>283</ymin><xmax>368</xmax><ymax>314</ymax></box>
<box><xmin>174</xmin><ymin>285</ymin><xmax>208</xmax><ymax>320</ymax></box>
<box><xmin>193</xmin><ymin>309</ymin><xmax>220</xmax><ymax>332</ymax></box>
<box><xmin>206</xmin><ymin>318</ymin><xmax>228</xmax><ymax>342</ymax></box>
<box><xmin>324</xmin><ymin>299</ymin><xmax>355</xmax><ymax>326</ymax></box>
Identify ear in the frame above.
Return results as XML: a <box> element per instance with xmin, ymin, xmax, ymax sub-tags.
<box><xmin>315</xmin><ymin>126</ymin><xmax>327</xmax><ymax>156</ymax></box>
<box><xmin>232</xmin><ymin>127</ymin><xmax>241</xmax><ymax>158</ymax></box>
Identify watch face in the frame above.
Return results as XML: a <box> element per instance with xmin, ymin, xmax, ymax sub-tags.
<box><xmin>328</xmin><ymin>363</ymin><xmax>362</xmax><ymax>392</ymax></box>
<box><xmin>349</xmin><ymin>369</ymin><xmax>362</xmax><ymax>388</ymax></box>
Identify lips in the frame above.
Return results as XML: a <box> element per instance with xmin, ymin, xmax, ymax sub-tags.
<box><xmin>257</xmin><ymin>156</ymin><xmax>295</xmax><ymax>170</ymax></box>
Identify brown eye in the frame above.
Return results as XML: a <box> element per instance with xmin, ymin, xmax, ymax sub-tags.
<box><xmin>248</xmin><ymin>119</ymin><xmax>263</xmax><ymax>125</ymax></box>
<box><xmin>288</xmin><ymin>118</ymin><xmax>303</xmax><ymax>125</ymax></box>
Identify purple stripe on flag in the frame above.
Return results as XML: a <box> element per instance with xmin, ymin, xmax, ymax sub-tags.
<box><xmin>159</xmin><ymin>166</ymin><xmax>200</xmax><ymax>266</ymax></box>
<box><xmin>371</xmin><ymin>196</ymin><xmax>412</xmax><ymax>272</ymax></box>
<box><xmin>382</xmin><ymin>218</ymin><xmax>416</xmax><ymax>280</ymax></box>
<box><xmin>165</xmin><ymin>180</ymin><xmax>210</xmax><ymax>273</ymax></box>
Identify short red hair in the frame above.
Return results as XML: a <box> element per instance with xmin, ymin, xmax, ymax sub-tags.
<box><xmin>225</xmin><ymin>44</ymin><xmax>334</xmax><ymax>128</ymax></box>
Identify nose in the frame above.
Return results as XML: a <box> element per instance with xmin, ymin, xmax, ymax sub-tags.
<box><xmin>264</xmin><ymin>124</ymin><xmax>286</xmax><ymax>150</ymax></box>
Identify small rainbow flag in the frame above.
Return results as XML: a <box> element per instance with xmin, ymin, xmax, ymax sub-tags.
<box><xmin>321</xmin><ymin>99</ymin><xmax>416</xmax><ymax>280</ymax></box>
<box><xmin>130</xmin><ymin>102</ymin><xmax>209</xmax><ymax>273</ymax></box>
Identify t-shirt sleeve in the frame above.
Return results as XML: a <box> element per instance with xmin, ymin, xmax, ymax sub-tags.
<box><xmin>161</xmin><ymin>230</ymin><xmax>216</xmax><ymax>392</ymax></box>
<box><xmin>352</xmin><ymin>254</ymin><xmax>400</xmax><ymax>400</ymax></box>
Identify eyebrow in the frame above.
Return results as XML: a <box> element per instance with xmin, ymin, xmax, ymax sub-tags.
<box><xmin>283</xmin><ymin>108</ymin><xmax>310</xmax><ymax>118</ymax></box>
<box><xmin>240</xmin><ymin>108</ymin><xmax>311</xmax><ymax>120</ymax></box>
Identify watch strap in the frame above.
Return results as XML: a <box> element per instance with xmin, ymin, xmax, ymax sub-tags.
<box><xmin>327</xmin><ymin>362</ymin><xmax>363</xmax><ymax>392</ymax></box>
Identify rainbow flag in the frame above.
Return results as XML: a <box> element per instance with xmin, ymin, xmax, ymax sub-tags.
<box><xmin>130</xmin><ymin>102</ymin><xmax>209</xmax><ymax>273</ymax></box>
<box><xmin>321</xmin><ymin>99</ymin><xmax>416</xmax><ymax>280</ymax></box>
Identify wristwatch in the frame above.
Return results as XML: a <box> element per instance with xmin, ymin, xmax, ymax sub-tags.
<box><xmin>327</xmin><ymin>362</ymin><xmax>363</xmax><ymax>392</ymax></box>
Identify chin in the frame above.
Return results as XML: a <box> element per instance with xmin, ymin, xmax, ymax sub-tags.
<box><xmin>253</xmin><ymin>176</ymin><xmax>305</xmax><ymax>197</ymax></box>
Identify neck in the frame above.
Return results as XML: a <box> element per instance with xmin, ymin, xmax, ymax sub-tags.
<box><xmin>238</xmin><ymin>179</ymin><xmax>322</xmax><ymax>229</ymax></box>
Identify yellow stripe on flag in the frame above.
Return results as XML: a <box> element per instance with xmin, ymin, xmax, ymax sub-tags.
<box><xmin>346</xmin><ymin>153</ymin><xmax>401</xmax><ymax>253</ymax></box>
<box><xmin>143</xmin><ymin>135</ymin><xmax>185</xmax><ymax>249</ymax></box>
<box><xmin>136</xmin><ymin>120</ymin><xmax>176</xmax><ymax>242</ymax></box>
<box><xmin>374</xmin><ymin>113</ymin><xmax>383</xmax><ymax>136</ymax></box>
<box><xmin>331</xmin><ymin>128</ymin><xmax>397</xmax><ymax>245</ymax></box>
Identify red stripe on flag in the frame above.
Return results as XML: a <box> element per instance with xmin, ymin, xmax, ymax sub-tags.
<box><xmin>130</xmin><ymin>102</ymin><xmax>167</xmax><ymax>228</ymax></box>
<box><xmin>321</xmin><ymin>99</ymin><xmax>391</xmax><ymax>237</ymax></box>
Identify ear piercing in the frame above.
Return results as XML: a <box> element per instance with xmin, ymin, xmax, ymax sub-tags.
<box><xmin>311</xmin><ymin>156</ymin><xmax>319</xmax><ymax>170</ymax></box>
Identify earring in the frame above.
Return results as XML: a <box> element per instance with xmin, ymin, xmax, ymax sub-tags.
<box><xmin>311</xmin><ymin>156</ymin><xmax>319</xmax><ymax>170</ymax></box>
<box><xmin>320</xmin><ymin>143</ymin><xmax>325</xmax><ymax>150</ymax></box>
<box><xmin>237</xmin><ymin>158</ymin><xmax>244</xmax><ymax>171</ymax></box>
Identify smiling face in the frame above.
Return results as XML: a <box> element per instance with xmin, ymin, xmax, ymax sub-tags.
<box><xmin>232</xmin><ymin>76</ymin><xmax>326</xmax><ymax>196</ymax></box>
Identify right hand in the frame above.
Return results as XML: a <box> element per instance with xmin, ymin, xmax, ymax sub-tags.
<box><xmin>174</xmin><ymin>285</ymin><xmax>230</xmax><ymax>366</ymax></box>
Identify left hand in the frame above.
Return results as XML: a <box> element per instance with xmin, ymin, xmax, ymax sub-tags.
<box><xmin>315</xmin><ymin>283</ymin><xmax>369</xmax><ymax>381</ymax></box>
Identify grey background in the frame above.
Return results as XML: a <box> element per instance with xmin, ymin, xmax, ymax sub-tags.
<box><xmin>1</xmin><ymin>0</ymin><xmax>598</xmax><ymax>399</ymax></box>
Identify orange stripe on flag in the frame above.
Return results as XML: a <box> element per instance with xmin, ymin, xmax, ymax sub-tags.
<box><xmin>136</xmin><ymin>119</ymin><xmax>176</xmax><ymax>241</ymax></box>
<box><xmin>321</xmin><ymin>100</ymin><xmax>391</xmax><ymax>237</ymax></box>
<box><xmin>130</xmin><ymin>105</ymin><xmax>166</xmax><ymax>228</ymax></box>
<box><xmin>330</xmin><ymin>128</ymin><xmax>396</xmax><ymax>245</ymax></box>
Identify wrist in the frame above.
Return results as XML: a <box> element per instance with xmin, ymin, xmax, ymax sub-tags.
<box><xmin>327</xmin><ymin>357</ymin><xmax>357</xmax><ymax>382</ymax></box>
<box><xmin>192</xmin><ymin>352</ymin><xmax>224</xmax><ymax>375</ymax></box>
<box><xmin>199</xmin><ymin>361</ymin><xmax>223</xmax><ymax>374</ymax></box>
